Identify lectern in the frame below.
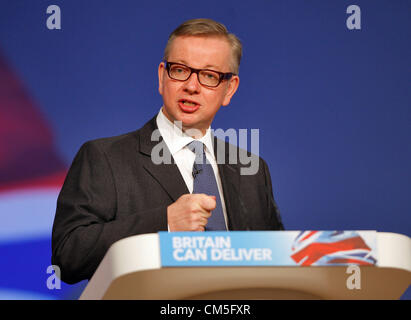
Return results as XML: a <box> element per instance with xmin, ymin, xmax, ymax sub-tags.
<box><xmin>80</xmin><ymin>231</ymin><xmax>411</xmax><ymax>300</ymax></box>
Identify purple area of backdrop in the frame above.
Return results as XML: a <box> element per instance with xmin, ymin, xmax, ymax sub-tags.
<box><xmin>0</xmin><ymin>0</ymin><xmax>409</xmax><ymax>299</ymax></box>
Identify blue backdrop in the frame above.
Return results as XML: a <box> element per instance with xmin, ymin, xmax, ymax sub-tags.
<box><xmin>0</xmin><ymin>0</ymin><xmax>409</xmax><ymax>299</ymax></box>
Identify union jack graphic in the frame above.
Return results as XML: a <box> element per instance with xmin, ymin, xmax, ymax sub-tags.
<box><xmin>291</xmin><ymin>231</ymin><xmax>377</xmax><ymax>266</ymax></box>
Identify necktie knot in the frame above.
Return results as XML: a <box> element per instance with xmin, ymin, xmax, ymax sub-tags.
<box><xmin>187</xmin><ymin>140</ymin><xmax>206</xmax><ymax>166</ymax></box>
<box><xmin>187</xmin><ymin>140</ymin><xmax>204</xmax><ymax>157</ymax></box>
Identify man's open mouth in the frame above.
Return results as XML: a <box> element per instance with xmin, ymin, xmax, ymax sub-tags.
<box><xmin>179</xmin><ymin>99</ymin><xmax>199</xmax><ymax>107</ymax></box>
<box><xmin>178</xmin><ymin>99</ymin><xmax>200</xmax><ymax>113</ymax></box>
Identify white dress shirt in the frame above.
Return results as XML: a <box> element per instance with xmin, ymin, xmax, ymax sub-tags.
<box><xmin>156</xmin><ymin>107</ymin><xmax>228</xmax><ymax>229</ymax></box>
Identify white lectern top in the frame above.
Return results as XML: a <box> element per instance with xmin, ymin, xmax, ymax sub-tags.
<box><xmin>80</xmin><ymin>231</ymin><xmax>411</xmax><ymax>300</ymax></box>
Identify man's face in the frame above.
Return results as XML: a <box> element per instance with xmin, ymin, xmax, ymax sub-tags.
<box><xmin>158</xmin><ymin>35</ymin><xmax>239</xmax><ymax>136</ymax></box>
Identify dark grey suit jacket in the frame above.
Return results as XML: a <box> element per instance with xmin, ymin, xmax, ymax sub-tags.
<box><xmin>51</xmin><ymin>115</ymin><xmax>284</xmax><ymax>284</ymax></box>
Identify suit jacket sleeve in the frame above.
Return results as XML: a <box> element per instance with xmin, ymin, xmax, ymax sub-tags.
<box><xmin>51</xmin><ymin>141</ymin><xmax>167</xmax><ymax>284</ymax></box>
<box><xmin>261</xmin><ymin>158</ymin><xmax>285</xmax><ymax>230</ymax></box>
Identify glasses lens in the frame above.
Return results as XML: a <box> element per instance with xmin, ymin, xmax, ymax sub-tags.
<box><xmin>169</xmin><ymin>64</ymin><xmax>190</xmax><ymax>80</ymax></box>
<box><xmin>199</xmin><ymin>70</ymin><xmax>220</xmax><ymax>87</ymax></box>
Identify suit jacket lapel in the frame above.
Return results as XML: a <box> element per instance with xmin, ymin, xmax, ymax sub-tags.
<box><xmin>213</xmin><ymin>136</ymin><xmax>248</xmax><ymax>230</ymax></box>
<box><xmin>138</xmin><ymin>116</ymin><xmax>189</xmax><ymax>202</ymax></box>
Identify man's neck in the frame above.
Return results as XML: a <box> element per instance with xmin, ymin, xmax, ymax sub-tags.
<box><xmin>161</xmin><ymin>106</ymin><xmax>208</xmax><ymax>139</ymax></box>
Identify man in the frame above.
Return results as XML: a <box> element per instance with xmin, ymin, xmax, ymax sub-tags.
<box><xmin>51</xmin><ymin>18</ymin><xmax>284</xmax><ymax>284</ymax></box>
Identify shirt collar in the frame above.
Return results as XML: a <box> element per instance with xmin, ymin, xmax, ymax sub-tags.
<box><xmin>156</xmin><ymin>107</ymin><xmax>215</xmax><ymax>158</ymax></box>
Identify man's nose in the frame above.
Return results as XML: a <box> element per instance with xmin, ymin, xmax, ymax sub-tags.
<box><xmin>183</xmin><ymin>72</ymin><xmax>201</xmax><ymax>93</ymax></box>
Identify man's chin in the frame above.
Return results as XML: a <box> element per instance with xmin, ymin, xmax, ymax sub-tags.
<box><xmin>181</xmin><ymin>122</ymin><xmax>206</xmax><ymax>138</ymax></box>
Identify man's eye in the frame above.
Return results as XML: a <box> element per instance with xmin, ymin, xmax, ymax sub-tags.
<box><xmin>204</xmin><ymin>72</ymin><xmax>218</xmax><ymax>80</ymax></box>
<box><xmin>173</xmin><ymin>67</ymin><xmax>187</xmax><ymax>73</ymax></box>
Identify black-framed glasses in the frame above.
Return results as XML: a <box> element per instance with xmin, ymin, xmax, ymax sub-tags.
<box><xmin>164</xmin><ymin>60</ymin><xmax>236</xmax><ymax>88</ymax></box>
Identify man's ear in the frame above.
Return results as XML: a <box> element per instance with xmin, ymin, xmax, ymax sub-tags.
<box><xmin>158</xmin><ymin>62</ymin><xmax>165</xmax><ymax>95</ymax></box>
<box><xmin>222</xmin><ymin>75</ymin><xmax>240</xmax><ymax>106</ymax></box>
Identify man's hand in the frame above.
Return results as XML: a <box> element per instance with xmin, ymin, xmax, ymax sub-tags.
<box><xmin>167</xmin><ymin>194</ymin><xmax>216</xmax><ymax>231</ymax></box>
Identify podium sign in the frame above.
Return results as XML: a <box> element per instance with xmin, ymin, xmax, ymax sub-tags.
<box><xmin>159</xmin><ymin>230</ymin><xmax>377</xmax><ymax>267</ymax></box>
<box><xmin>79</xmin><ymin>231</ymin><xmax>410</xmax><ymax>300</ymax></box>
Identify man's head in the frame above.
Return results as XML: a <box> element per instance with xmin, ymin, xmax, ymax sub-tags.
<box><xmin>163</xmin><ymin>19</ymin><xmax>242</xmax><ymax>74</ymax></box>
<box><xmin>158</xmin><ymin>18</ymin><xmax>241</xmax><ymax>137</ymax></box>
